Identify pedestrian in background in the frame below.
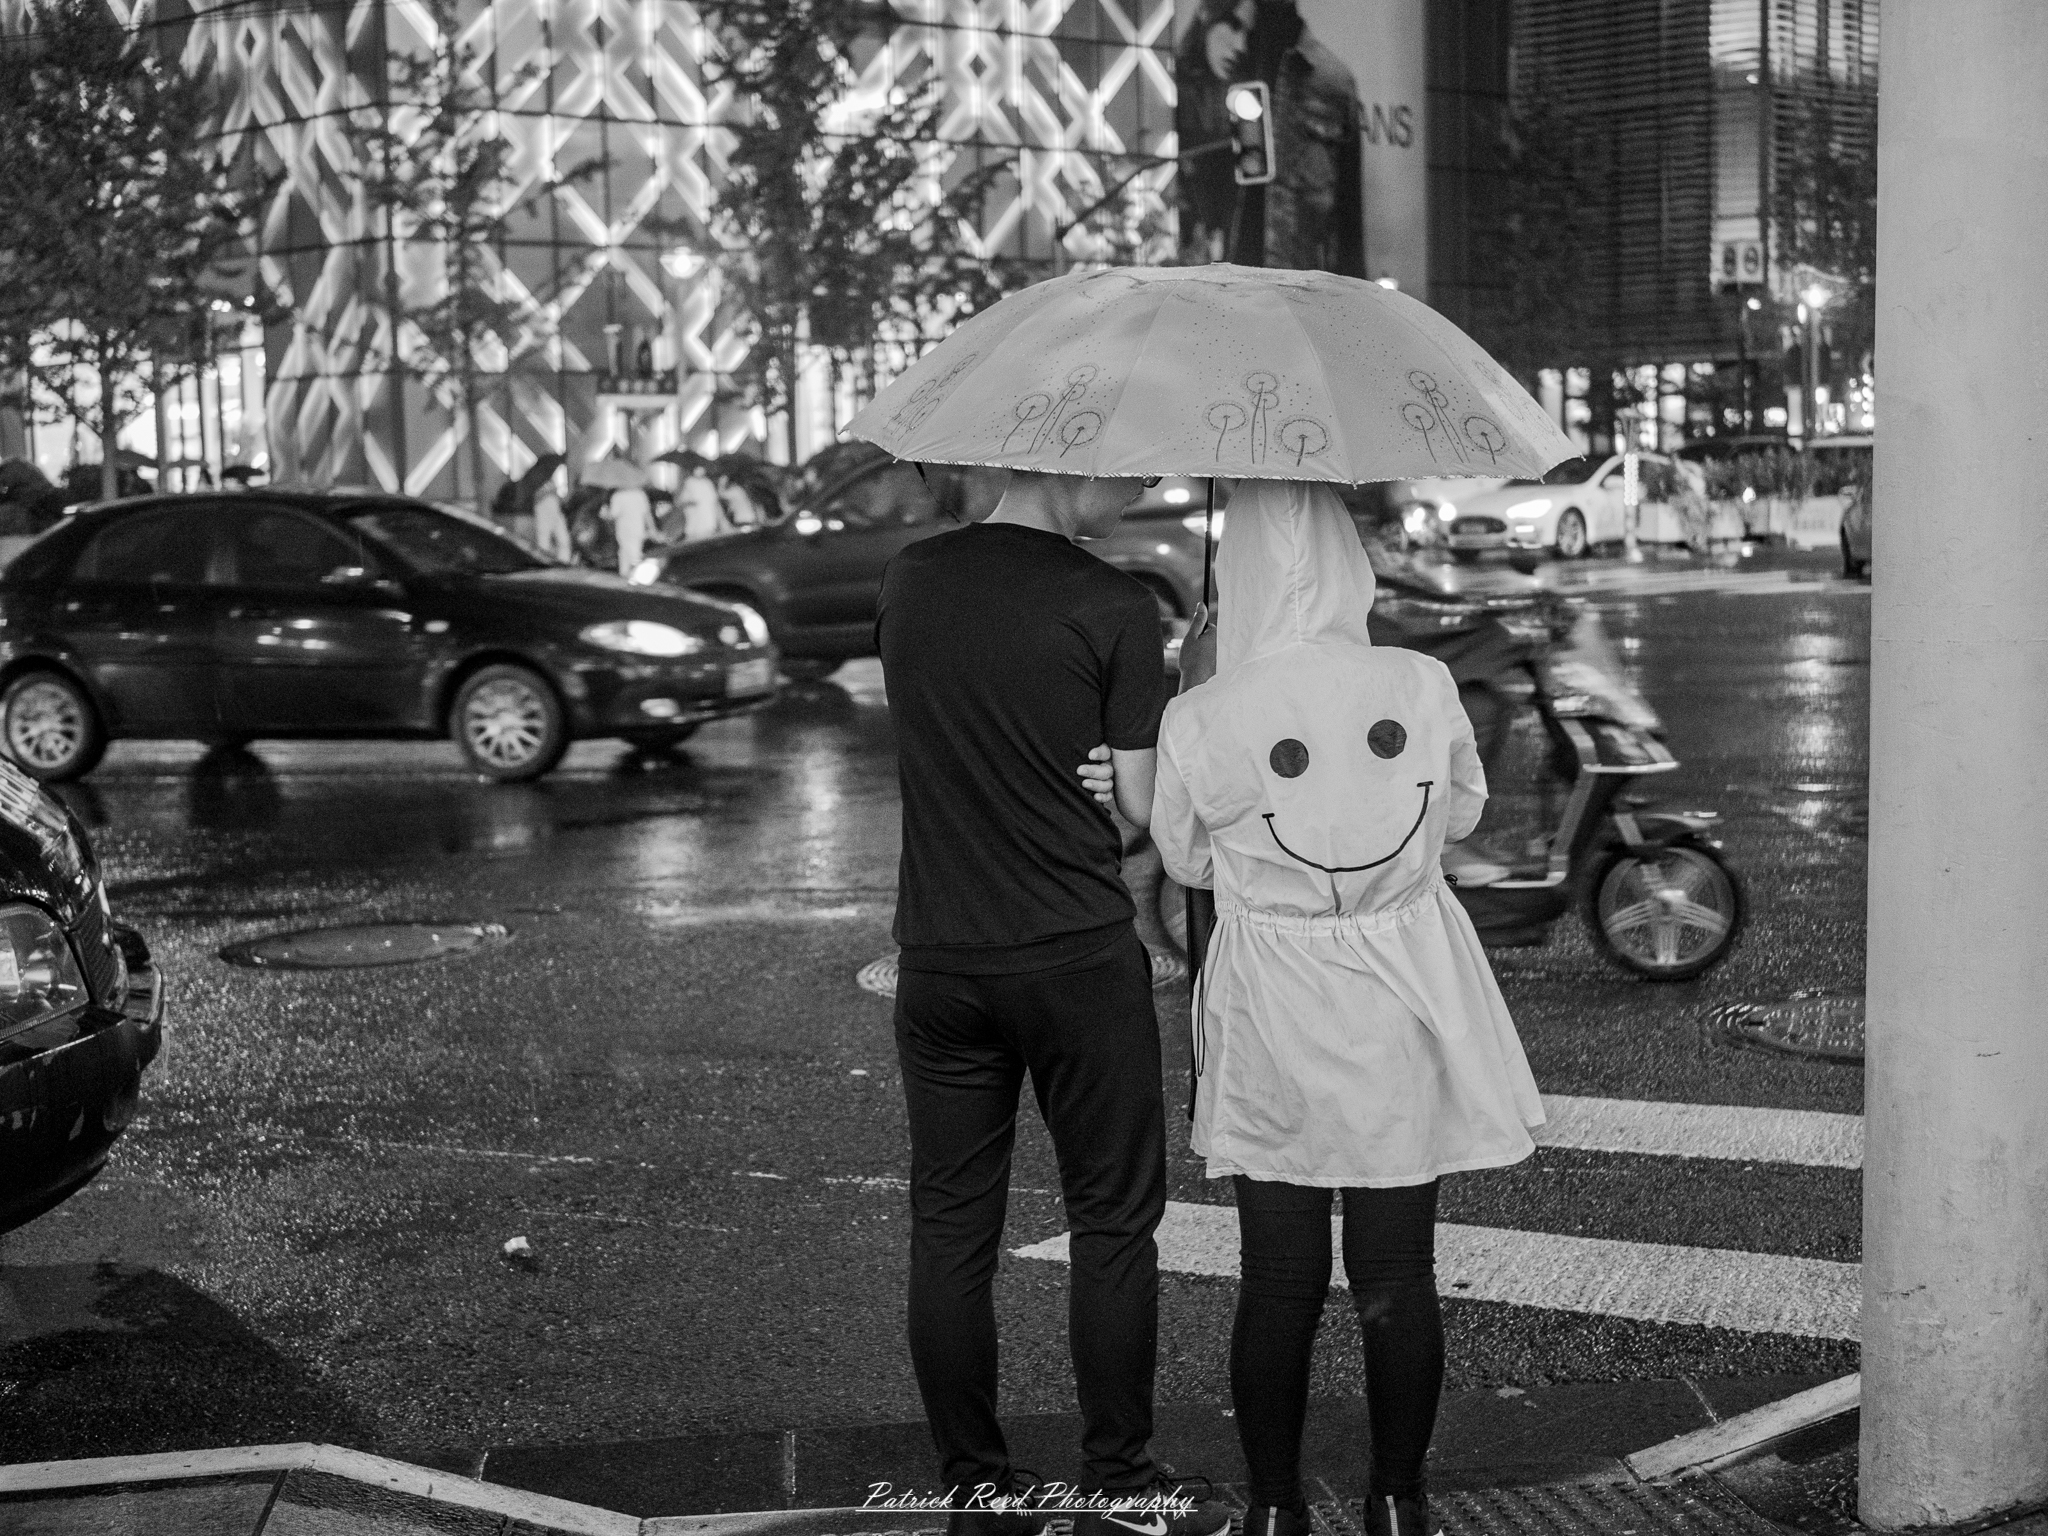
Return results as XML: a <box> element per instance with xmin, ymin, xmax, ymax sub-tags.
<box><xmin>1152</xmin><ymin>482</ymin><xmax>1545</xmax><ymax>1536</ymax></box>
<box><xmin>533</xmin><ymin>471</ymin><xmax>573</xmax><ymax>562</ymax></box>
<box><xmin>605</xmin><ymin>479</ymin><xmax>653</xmax><ymax>577</ymax></box>
<box><xmin>877</xmin><ymin>467</ymin><xmax>1233</xmax><ymax>1536</ymax></box>
<box><xmin>676</xmin><ymin>462</ymin><xmax>724</xmax><ymax>542</ymax></box>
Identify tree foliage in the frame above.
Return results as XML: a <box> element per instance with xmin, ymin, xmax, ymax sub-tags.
<box><xmin>1770</xmin><ymin>96</ymin><xmax>1878</xmax><ymax>371</ymax></box>
<box><xmin>0</xmin><ymin>0</ymin><xmax>273</xmax><ymax>498</ymax></box>
<box><xmin>690</xmin><ymin>0</ymin><xmax>1011</xmax><ymax>423</ymax></box>
<box><xmin>1465</xmin><ymin>88</ymin><xmax>1606</xmax><ymax>389</ymax></box>
<box><xmin>342</xmin><ymin>0</ymin><xmax>575</xmax><ymax>512</ymax></box>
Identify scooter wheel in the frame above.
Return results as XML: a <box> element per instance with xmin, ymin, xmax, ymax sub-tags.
<box><xmin>1582</xmin><ymin>840</ymin><xmax>1745</xmax><ymax>981</ymax></box>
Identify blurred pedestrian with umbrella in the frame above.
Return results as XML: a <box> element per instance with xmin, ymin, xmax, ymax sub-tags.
<box><xmin>579</xmin><ymin>456</ymin><xmax>652</xmax><ymax>577</ymax></box>
<box><xmin>847</xmin><ymin>262</ymin><xmax>1573</xmax><ymax>1536</ymax></box>
<box><xmin>712</xmin><ymin>453</ymin><xmax>781</xmax><ymax>531</ymax></box>
<box><xmin>657</xmin><ymin>448</ymin><xmax>724</xmax><ymax>543</ymax></box>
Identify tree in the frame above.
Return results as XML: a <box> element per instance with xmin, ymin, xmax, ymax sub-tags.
<box><xmin>1466</xmin><ymin>89</ymin><xmax>1605</xmax><ymax>389</ymax></box>
<box><xmin>689</xmin><ymin>1</ymin><xmax>1013</xmax><ymax>436</ymax></box>
<box><xmin>0</xmin><ymin>0</ymin><xmax>273</xmax><ymax>500</ymax></box>
<box><xmin>342</xmin><ymin>0</ymin><xmax>589</xmax><ymax>515</ymax></box>
<box><xmin>1770</xmin><ymin>95</ymin><xmax>1879</xmax><ymax>383</ymax></box>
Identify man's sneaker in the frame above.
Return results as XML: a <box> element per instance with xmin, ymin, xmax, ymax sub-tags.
<box><xmin>1360</xmin><ymin>1490</ymin><xmax>1436</xmax><ymax>1536</ymax></box>
<box><xmin>949</xmin><ymin>1471</ymin><xmax>1051</xmax><ymax>1536</ymax></box>
<box><xmin>1070</xmin><ymin>1473</ymin><xmax>1232</xmax><ymax>1536</ymax></box>
<box><xmin>1243</xmin><ymin>1506</ymin><xmax>1313</xmax><ymax>1536</ymax></box>
<box><xmin>948</xmin><ymin>1512</ymin><xmax>1048</xmax><ymax>1536</ymax></box>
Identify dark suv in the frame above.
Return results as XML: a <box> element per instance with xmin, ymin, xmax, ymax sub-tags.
<box><xmin>650</xmin><ymin>445</ymin><xmax>1211</xmax><ymax>681</ymax></box>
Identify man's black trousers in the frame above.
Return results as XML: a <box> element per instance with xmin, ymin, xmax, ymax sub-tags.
<box><xmin>895</xmin><ymin>927</ymin><xmax>1167</xmax><ymax>1498</ymax></box>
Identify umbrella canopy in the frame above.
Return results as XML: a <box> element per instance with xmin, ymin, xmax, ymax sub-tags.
<box><xmin>0</xmin><ymin>459</ymin><xmax>53</xmax><ymax>498</ymax></box>
<box><xmin>221</xmin><ymin>464</ymin><xmax>265</xmax><ymax>483</ymax></box>
<box><xmin>654</xmin><ymin>448</ymin><xmax>716</xmax><ymax>475</ymax></box>
<box><xmin>846</xmin><ymin>263</ymin><xmax>1574</xmax><ymax>485</ymax></box>
<box><xmin>516</xmin><ymin>452</ymin><xmax>566</xmax><ymax>497</ymax></box>
<box><xmin>579</xmin><ymin>457</ymin><xmax>648</xmax><ymax>489</ymax></box>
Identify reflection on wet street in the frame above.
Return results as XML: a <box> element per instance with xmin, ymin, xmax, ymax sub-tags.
<box><xmin>0</xmin><ymin>580</ymin><xmax>1872</xmax><ymax>1465</ymax></box>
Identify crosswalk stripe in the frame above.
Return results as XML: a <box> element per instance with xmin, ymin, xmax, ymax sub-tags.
<box><xmin>1013</xmin><ymin>1202</ymin><xmax>1861</xmax><ymax>1341</ymax></box>
<box><xmin>1536</xmin><ymin>1094</ymin><xmax>1862</xmax><ymax>1168</ymax></box>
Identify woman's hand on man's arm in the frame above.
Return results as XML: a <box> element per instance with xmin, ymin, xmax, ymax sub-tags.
<box><xmin>1077</xmin><ymin>744</ymin><xmax>1158</xmax><ymax>829</ymax></box>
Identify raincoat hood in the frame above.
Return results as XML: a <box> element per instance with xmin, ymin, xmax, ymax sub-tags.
<box><xmin>1216</xmin><ymin>480</ymin><xmax>1376</xmax><ymax>674</ymax></box>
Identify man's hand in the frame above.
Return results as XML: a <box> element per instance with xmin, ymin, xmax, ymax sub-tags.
<box><xmin>1079</xmin><ymin>744</ymin><xmax>1115</xmax><ymax>809</ymax></box>
<box><xmin>1178</xmin><ymin>604</ymin><xmax>1218</xmax><ymax>693</ymax></box>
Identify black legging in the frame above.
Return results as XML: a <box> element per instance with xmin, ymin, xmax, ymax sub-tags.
<box><xmin>1230</xmin><ymin>1176</ymin><xmax>1443</xmax><ymax>1508</ymax></box>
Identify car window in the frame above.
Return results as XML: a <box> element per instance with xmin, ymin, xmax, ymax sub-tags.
<box><xmin>343</xmin><ymin>503</ymin><xmax>543</xmax><ymax>576</ymax></box>
<box><xmin>1539</xmin><ymin>456</ymin><xmax>1596</xmax><ymax>487</ymax></box>
<box><xmin>214</xmin><ymin>505</ymin><xmax>374</xmax><ymax>589</ymax></box>
<box><xmin>819</xmin><ymin>464</ymin><xmax>937</xmax><ymax>531</ymax></box>
<box><xmin>70</xmin><ymin>506</ymin><xmax>215</xmax><ymax>585</ymax></box>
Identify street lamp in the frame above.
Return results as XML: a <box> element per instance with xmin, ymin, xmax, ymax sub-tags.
<box><xmin>1800</xmin><ymin>283</ymin><xmax>1833</xmax><ymax>439</ymax></box>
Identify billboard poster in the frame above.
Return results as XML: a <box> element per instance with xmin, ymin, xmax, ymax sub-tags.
<box><xmin>1172</xmin><ymin>0</ymin><xmax>1427</xmax><ymax>296</ymax></box>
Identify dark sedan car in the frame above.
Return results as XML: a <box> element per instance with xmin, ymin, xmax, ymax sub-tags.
<box><xmin>647</xmin><ymin>445</ymin><xmax>1211</xmax><ymax>680</ymax></box>
<box><xmin>0</xmin><ymin>491</ymin><xmax>780</xmax><ymax>782</ymax></box>
<box><xmin>0</xmin><ymin>754</ymin><xmax>164</xmax><ymax>1231</ymax></box>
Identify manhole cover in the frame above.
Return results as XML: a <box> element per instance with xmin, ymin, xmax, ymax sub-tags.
<box><xmin>857</xmin><ymin>948</ymin><xmax>1188</xmax><ymax>1000</ymax></box>
<box><xmin>1708</xmin><ymin>993</ymin><xmax>1864</xmax><ymax>1062</ymax></box>
<box><xmin>220</xmin><ymin>922</ymin><xmax>512</xmax><ymax>970</ymax></box>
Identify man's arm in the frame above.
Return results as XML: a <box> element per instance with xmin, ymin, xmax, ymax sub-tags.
<box><xmin>1109</xmin><ymin>747</ymin><xmax>1156</xmax><ymax>829</ymax></box>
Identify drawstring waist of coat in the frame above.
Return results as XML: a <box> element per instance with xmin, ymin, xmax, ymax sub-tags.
<box><xmin>1215</xmin><ymin>877</ymin><xmax>1444</xmax><ymax>938</ymax></box>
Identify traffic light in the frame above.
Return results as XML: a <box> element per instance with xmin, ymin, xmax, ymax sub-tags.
<box><xmin>1226</xmin><ymin>80</ymin><xmax>1275</xmax><ymax>186</ymax></box>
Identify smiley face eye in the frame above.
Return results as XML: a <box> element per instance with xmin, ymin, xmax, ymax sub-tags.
<box><xmin>1270</xmin><ymin>738</ymin><xmax>1310</xmax><ymax>778</ymax></box>
<box><xmin>1368</xmin><ymin>719</ymin><xmax>1407</xmax><ymax>759</ymax></box>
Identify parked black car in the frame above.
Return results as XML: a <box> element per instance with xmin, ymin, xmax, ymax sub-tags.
<box><xmin>648</xmin><ymin>444</ymin><xmax>1212</xmax><ymax>680</ymax></box>
<box><xmin>0</xmin><ymin>492</ymin><xmax>780</xmax><ymax>782</ymax></box>
<box><xmin>0</xmin><ymin>755</ymin><xmax>163</xmax><ymax>1231</ymax></box>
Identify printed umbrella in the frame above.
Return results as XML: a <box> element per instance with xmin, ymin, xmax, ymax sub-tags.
<box><xmin>845</xmin><ymin>263</ymin><xmax>1574</xmax><ymax>486</ymax></box>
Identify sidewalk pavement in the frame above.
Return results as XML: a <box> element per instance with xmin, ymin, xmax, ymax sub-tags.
<box><xmin>16</xmin><ymin>1371</ymin><xmax>2028</xmax><ymax>1536</ymax></box>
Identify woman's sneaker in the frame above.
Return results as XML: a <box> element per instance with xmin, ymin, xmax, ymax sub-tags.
<box><xmin>1243</xmin><ymin>1505</ymin><xmax>1313</xmax><ymax>1536</ymax></box>
<box><xmin>1360</xmin><ymin>1490</ymin><xmax>1436</xmax><ymax>1536</ymax></box>
<box><xmin>1069</xmin><ymin>1472</ymin><xmax>1233</xmax><ymax>1536</ymax></box>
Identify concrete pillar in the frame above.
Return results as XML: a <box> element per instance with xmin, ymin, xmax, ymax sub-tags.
<box><xmin>1860</xmin><ymin>3</ymin><xmax>2048</xmax><ymax>1527</ymax></box>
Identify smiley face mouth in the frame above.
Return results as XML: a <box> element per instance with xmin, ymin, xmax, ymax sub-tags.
<box><xmin>1262</xmin><ymin>782</ymin><xmax>1434</xmax><ymax>874</ymax></box>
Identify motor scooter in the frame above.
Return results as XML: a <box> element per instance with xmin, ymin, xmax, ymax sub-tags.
<box><xmin>1449</xmin><ymin>612</ymin><xmax>1743</xmax><ymax>980</ymax></box>
<box><xmin>1154</xmin><ymin>601</ymin><xmax>1743</xmax><ymax>983</ymax></box>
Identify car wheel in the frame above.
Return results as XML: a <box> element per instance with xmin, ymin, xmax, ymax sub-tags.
<box><xmin>451</xmin><ymin>664</ymin><xmax>568</xmax><ymax>781</ymax></box>
<box><xmin>780</xmin><ymin>657</ymin><xmax>844</xmax><ymax>683</ymax></box>
<box><xmin>2</xmin><ymin>670</ymin><xmax>107</xmax><ymax>782</ymax></box>
<box><xmin>1553</xmin><ymin>510</ymin><xmax>1589</xmax><ymax>560</ymax></box>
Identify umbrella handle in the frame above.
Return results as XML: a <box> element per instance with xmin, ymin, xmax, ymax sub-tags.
<box><xmin>1202</xmin><ymin>476</ymin><xmax>1215</xmax><ymax>609</ymax></box>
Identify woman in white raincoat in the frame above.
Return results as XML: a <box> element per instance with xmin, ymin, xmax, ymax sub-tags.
<box><xmin>1151</xmin><ymin>480</ymin><xmax>1545</xmax><ymax>1536</ymax></box>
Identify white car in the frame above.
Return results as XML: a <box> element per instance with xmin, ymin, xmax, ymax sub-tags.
<box><xmin>1435</xmin><ymin>453</ymin><xmax>1693</xmax><ymax>561</ymax></box>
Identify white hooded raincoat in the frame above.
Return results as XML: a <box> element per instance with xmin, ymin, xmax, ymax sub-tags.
<box><xmin>1153</xmin><ymin>481</ymin><xmax>1546</xmax><ymax>1187</ymax></box>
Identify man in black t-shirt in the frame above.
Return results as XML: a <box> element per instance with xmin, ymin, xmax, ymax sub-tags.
<box><xmin>878</xmin><ymin>470</ymin><xmax>1227</xmax><ymax>1536</ymax></box>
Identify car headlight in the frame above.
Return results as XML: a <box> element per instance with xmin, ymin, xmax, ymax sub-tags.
<box><xmin>1182</xmin><ymin>510</ymin><xmax>1225</xmax><ymax>539</ymax></box>
<box><xmin>1504</xmin><ymin>498</ymin><xmax>1553</xmax><ymax>520</ymax></box>
<box><xmin>1402</xmin><ymin>505</ymin><xmax>1430</xmax><ymax>534</ymax></box>
<box><xmin>0</xmin><ymin>758</ymin><xmax>86</xmax><ymax>891</ymax></box>
<box><xmin>726</xmin><ymin>602</ymin><xmax>771</xmax><ymax>647</ymax></box>
<box><xmin>579</xmin><ymin>620</ymin><xmax>706</xmax><ymax>657</ymax></box>
<box><xmin>1436</xmin><ymin>501</ymin><xmax>1458</xmax><ymax>522</ymax></box>
<box><xmin>0</xmin><ymin>902</ymin><xmax>88</xmax><ymax>1043</ymax></box>
<box><xmin>629</xmin><ymin>558</ymin><xmax>662</xmax><ymax>586</ymax></box>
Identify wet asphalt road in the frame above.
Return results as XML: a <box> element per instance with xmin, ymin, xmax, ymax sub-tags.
<box><xmin>0</xmin><ymin>554</ymin><xmax>1869</xmax><ymax>1468</ymax></box>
